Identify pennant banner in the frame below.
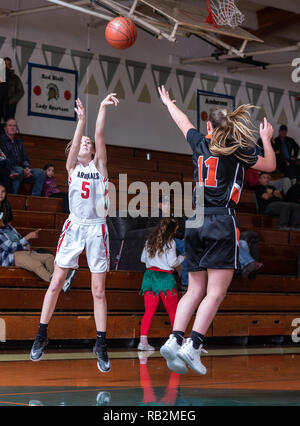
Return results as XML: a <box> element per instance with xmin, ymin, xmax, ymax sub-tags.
<box><xmin>71</xmin><ymin>49</ymin><xmax>93</xmax><ymax>85</ymax></box>
<box><xmin>28</xmin><ymin>63</ymin><xmax>78</xmax><ymax>121</ymax></box>
<box><xmin>125</xmin><ymin>59</ymin><xmax>146</xmax><ymax>94</ymax></box>
<box><xmin>288</xmin><ymin>90</ymin><xmax>300</xmax><ymax>120</ymax></box>
<box><xmin>223</xmin><ymin>77</ymin><xmax>241</xmax><ymax>98</ymax></box>
<box><xmin>42</xmin><ymin>44</ymin><xmax>66</xmax><ymax>68</ymax></box>
<box><xmin>177</xmin><ymin>69</ymin><xmax>196</xmax><ymax>102</ymax></box>
<box><xmin>99</xmin><ymin>55</ymin><xmax>121</xmax><ymax>90</ymax></box>
<box><xmin>200</xmin><ymin>73</ymin><xmax>219</xmax><ymax>93</ymax></box>
<box><xmin>245</xmin><ymin>82</ymin><xmax>263</xmax><ymax>106</ymax></box>
<box><xmin>267</xmin><ymin>86</ymin><xmax>284</xmax><ymax>116</ymax></box>
<box><xmin>12</xmin><ymin>38</ymin><xmax>36</xmax><ymax>75</ymax></box>
<box><xmin>151</xmin><ymin>64</ymin><xmax>172</xmax><ymax>91</ymax></box>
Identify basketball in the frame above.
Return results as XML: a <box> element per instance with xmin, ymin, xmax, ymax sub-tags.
<box><xmin>105</xmin><ymin>17</ymin><xmax>137</xmax><ymax>50</ymax></box>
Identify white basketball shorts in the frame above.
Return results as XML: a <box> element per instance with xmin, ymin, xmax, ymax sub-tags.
<box><xmin>55</xmin><ymin>216</ymin><xmax>110</xmax><ymax>273</ymax></box>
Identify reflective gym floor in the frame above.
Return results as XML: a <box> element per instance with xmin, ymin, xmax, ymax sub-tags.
<box><xmin>1</xmin><ymin>346</ymin><xmax>300</xmax><ymax>406</ymax></box>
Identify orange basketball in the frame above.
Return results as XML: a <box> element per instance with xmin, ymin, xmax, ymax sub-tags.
<box><xmin>105</xmin><ymin>17</ymin><xmax>137</xmax><ymax>50</ymax></box>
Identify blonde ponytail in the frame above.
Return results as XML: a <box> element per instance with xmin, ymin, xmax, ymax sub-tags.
<box><xmin>208</xmin><ymin>104</ymin><xmax>258</xmax><ymax>162</ymax></box>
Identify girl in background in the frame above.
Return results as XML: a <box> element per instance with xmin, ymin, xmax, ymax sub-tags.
<box><xmin>138</xmin><ymin>217</ymin><xmax>185</xmax><ymax>351</ymax></box>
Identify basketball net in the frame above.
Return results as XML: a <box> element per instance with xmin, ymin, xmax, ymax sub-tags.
<box><xmin>206</xmin><ymin>0</ymin><xmax>245</xmax><ymax>28</ymax></box>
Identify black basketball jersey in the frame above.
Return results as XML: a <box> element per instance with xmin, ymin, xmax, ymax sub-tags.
<box><xmin>187</xmin><ymin>128</ymin><xmax>258</xmax><ymax>208</ymax></box>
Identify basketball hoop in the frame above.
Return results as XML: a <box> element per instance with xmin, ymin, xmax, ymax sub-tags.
<box><xmin>206</xmin><ymin>0</ymin><xmax>245</xmax><ymax>28</ymax></box>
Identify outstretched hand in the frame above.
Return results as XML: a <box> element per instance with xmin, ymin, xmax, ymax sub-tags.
<box><xmin>260</xmin><ymin>117</ymin><xmax>274</xmax><ymax>142</ymax></box>
<box><xmin>158</xmin><ymin>85</ymin><xmax>176</xmax><ymax>106</ymax></box>
<box><xmin>100</xmin><ymin>93</ymin><xmax>119</xmax><ymax>108</ymax></box>
<box><xmin>74</xmin><ymin>98</ymin><xmax>85</xmax><ymax>121</ymax></box>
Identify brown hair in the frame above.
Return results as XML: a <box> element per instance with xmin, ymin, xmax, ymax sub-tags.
<box><xmin>208</xmin><ymin>104</ymin><xmax>258</xmax><ymax>162</ymax></box>
<box><xmin>65</xmin><ymin>136</ymin><xmax>95</xmax><ymax>158</ymax></box>
<box><xmin>146</xmin><ymin>217</ymin><xmax>179</xmax><ymax>258</ymax></box>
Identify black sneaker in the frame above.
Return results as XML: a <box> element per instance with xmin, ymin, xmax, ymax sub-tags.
<box><xmin>62</xmin><ymin>269</ymin><xmax>77</xmax><ymax>293</ymax></box>
<box><xmin>30</xmin><ymin>335</ymin><xmax>49</xmax><ymax>362</ymax></box>
<box><xmin>93</xmin><ymin>343</ymin><xmax>111</xmax><ymax>373</ymax></box>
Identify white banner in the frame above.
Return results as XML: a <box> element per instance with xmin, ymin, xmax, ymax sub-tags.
<box><xmin>28</xmin><ymin>63</ymin><xmax>78</xmax><ymax>121</ymax></box>
<box><xmin>197</xmin><ymin>90</ymin><xmax>235</xmax><ymax>135</ymax></box>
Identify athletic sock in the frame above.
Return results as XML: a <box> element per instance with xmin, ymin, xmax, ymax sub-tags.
<box><xmin>173</xmin><ymin>330</ymin><xmax>184</xmax><ymax>346</ymax></box>
<box><xmin>190</xmin><ymin>330</ymin><xmax>205</xmax><ymax>349</ymax></box>
<box><xmin>96</xmin><ymin>331</ymin><xmax>106</xmax><ymax>347</ymax></box>
<box><xmin>37</xmin><ymin>323</ymin><xmax>48</xmax><ymax>339</ymax></box>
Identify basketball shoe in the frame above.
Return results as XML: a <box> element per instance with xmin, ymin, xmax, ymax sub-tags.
<box><xmin>160</xmin><ymin>334</ymin><xmax>188</xmax><ymax>374</ymax></box>
<box><xmin>30</xmin><ymin>334</ymin><xmax>49</xmax><ymax>361</ymax></box>
<box><xmin>176</xmin><ymin>338</ymin><xmax>207</xmax><ymax>375</ymax></box>
<box><xmin>93</xmin><ymin>342</ymin><xmax>111</xmax><ymax>373</ymax></box>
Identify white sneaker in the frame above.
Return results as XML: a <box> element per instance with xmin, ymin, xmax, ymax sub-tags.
<box><xmin>160</xmin><ymin>334</ymin><xmax>188</xmax><ymax>374</ymax></box>
<box><xmin>177</xmin><ymin>338</ymin><xmax>207</xmax><ymax>375</ymax></box>
<box><xmin>137</xmin><ymin>342</ymin><xmax>155</xmax><ymax>351</ymax></box>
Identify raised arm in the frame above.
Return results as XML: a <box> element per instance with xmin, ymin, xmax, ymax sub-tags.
<box><xmin>252</xmin><ymin>118</ymin><xmax>276</xmax><ymax>172</ymax></box>
<box><xmin>158</xmin><ymin>85</ymin><xmax>195</xmax><ymax>138</ymax></box>
<box><xmin>66</xmin><ymin>98</ymin><xmax>86</xmax><ymax>175</ymax></box>
<box><xmin>94</xmin><ymin>93</ymin><xmax>119</xmax><ymax>178</ymax></box>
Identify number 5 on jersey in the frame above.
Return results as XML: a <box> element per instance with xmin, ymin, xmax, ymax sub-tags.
<box><xmin>81</xmin><ymin>181</ymin><xmax>90</xmax><ymax>199</ymax></box>
<box><xmin>198</xmin><ymin>156</ymin><xmax>219</xmax><ymax>187</ymax></box>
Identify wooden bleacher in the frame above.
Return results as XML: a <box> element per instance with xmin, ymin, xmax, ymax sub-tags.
<box><xmin>0</xmin><ymin>134</ymin><xmax>299</xmax><ymax>343</ymax></box>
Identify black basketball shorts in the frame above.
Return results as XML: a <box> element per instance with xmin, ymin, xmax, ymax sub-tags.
<box><xmin>184</xmin><ymin>212</ymin><xmax>240</xmax><ymax>271</ymax></box>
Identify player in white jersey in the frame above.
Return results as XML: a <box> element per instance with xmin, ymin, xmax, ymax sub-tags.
<box><xmin>30</xmin><ymin>94</ymin><xmax>119</xmax><ymax>373</ymax></box>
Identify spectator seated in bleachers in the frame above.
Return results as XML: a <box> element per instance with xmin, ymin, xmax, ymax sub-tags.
<box><xmin>255</xmin><ymin>172</ymin><xmax>300</xmax><ymax>230</ymax></box>
<box><xmin>239</xmin><ymin>238</ymin><xmax>263</xmax><ymax>280</ymax></box>
<box><xmin>245</xmin><ymin>167</ymin><xmax>293</xmax><ymax>195</ymax></box>
<box><xmin>0</xmin><ymin>119</ymin><xmax>45</xmax><ymax>196</ymax></box>
<box><xmin>273</xmin><ymin>125</ymin><xmax>300</xmax><ymax>179</ymax></box>
<box><xmin>0</xmin><ymin>183</ymin><xmax>53</xmax><ymax>281</ymax></box>
<box><xmin>42</xmin><ymin>164</ymin><xmax>69</xmax><ymax>213</ymax></box>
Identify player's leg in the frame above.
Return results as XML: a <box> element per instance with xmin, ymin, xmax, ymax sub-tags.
<box><xmin>30</xmin><ymin>265</ymin><xmax>69</xmax><ymax>361</ymax></box>
<box><xmin>91</xmin><ymin>271</ymin><xmax>111</xmax><ymax>373</ymax></box>
<box><xmin>177</xmin><ymin>269</ymin><xmax>233</xmax><ymax>375</ymax></box>
<box><xmin>160</xmin><ymin>271</ymin><xmax>207</xmax><ymax>374</ymax></box>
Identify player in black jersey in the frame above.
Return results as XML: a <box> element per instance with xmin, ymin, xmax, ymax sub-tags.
<box><xmin>158</xmin><ymin>85</ymin><xmax>275</xmax><ymax>376</ymax></box>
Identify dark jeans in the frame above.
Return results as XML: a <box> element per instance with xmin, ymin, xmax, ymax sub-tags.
<box><xmin>0</xmin><ymin>158</ymin><xmax>12</xmax><ymax>192</ymax></box>
<box><xmin>3</xmin><ymin>103</ymin><xmax>17</xmax><ymax>121</ymax></box>
<box><xmin>264</xmin><ymin>201</ymin><xmax>300</xmax><ymax>228</ymax></box>
<box><xmin>12</xmin><ymin>167</ymin><xmax>45</xmax><ymax>196</ymax></box>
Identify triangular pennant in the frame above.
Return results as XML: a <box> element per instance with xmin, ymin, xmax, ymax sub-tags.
<box><xmin>168</xmin><ymin>88</ymin><xmax>175</xmax><ymax>101</ymax></box>
<box><xmin>176</xmin><ymin>69</ymin><xmax>195</xmax><ymax>102</ymax></box>
<box><xmin>277</xmin><ymin>108</ymin><xmax>288</xmax><ymax>126</ymax></box>
<box><xmin>99</xmin><ymin>55</ymin><xmax>121</xmax><ymax>90</ymax></box>
<box><xmin>42</xmin><ymin>44</ymin><xmax>66</xmax><ymax>68</ymax></box>
<box><xmin>12</xmin><ymin>38</ymin><xmax>36</xmax><ymax>75</ymax></box>
<box><xmin>113</xmin><ymin>79</ymin><xmax>125</xmax><ymax>99</ymax></box>
<box><xmin>223</xmin><ymin>77</ymin><xmax>241</xmax><ymax>98</ymax></box>
<box><xmin>84</xmin><ymin>74</ymin><xmax>99</xmax><ymax>96</ymax></box>
<box><xmin>125</xmin><ymin>59</ymin><xmax>146</xmax><ymax>94</ymax></box>
<box><xmin>151</xmin><ymin>64</ymin><xmax>171</xmax><ymax>92</ymax></box>
<box><xmin>200</xmin><ymin>73</ymin><xmax>219</xmax><ymax>93</ymax></box>
<box><xmin>187</xmin><ymin>92</ymin><xmax>197</xmax><ymax>111</ymax></box>
<box><xmin>71</xmin><ymin>49</ymin><xmax>94</xmax><ymax>85</ymax></box>
<box><xmin>267</xmin><ymin>87</ymin><xmax>284</xmax><ymax>116</ymax></box>
<box><xmin>246</xmin><ymin>82</ymin><xmax>263</xmax><ymax>106</ymax></box>
<box><xmin>255</xmin><ymin>105</ymin><xmax>267</xmax><ymax>122</ymax></box>
<box><xmin>0</xmin><ymin>36</ymin><xmax>6</xmax><ymax>50</ymax></box>
<box><xmin>138</xmin><ymin>84</ymin><xmax>151</xmax><ymax>103</ymax></box>
<box><xmin>288</xmin><ymin>91</ymin><xmax>300</xmax><ymax>120</ymax></box>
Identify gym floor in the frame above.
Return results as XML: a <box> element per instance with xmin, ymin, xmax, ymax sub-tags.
<box><xmin>0</xmin><ymin>345</ymin><xmax>300</xmax><ymax>406</ymax></box>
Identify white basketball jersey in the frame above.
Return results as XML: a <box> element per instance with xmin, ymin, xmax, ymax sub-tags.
<box><xmin>68</xmin><ymin>160</ymin><xmax>109</xmax><ymax>221</ymax></box>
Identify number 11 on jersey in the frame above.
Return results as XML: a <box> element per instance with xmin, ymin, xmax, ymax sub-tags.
<box><xmin>198</xmin><ymin>156</ymin><xmax>219</xmax><ymax>187</ymax></box>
